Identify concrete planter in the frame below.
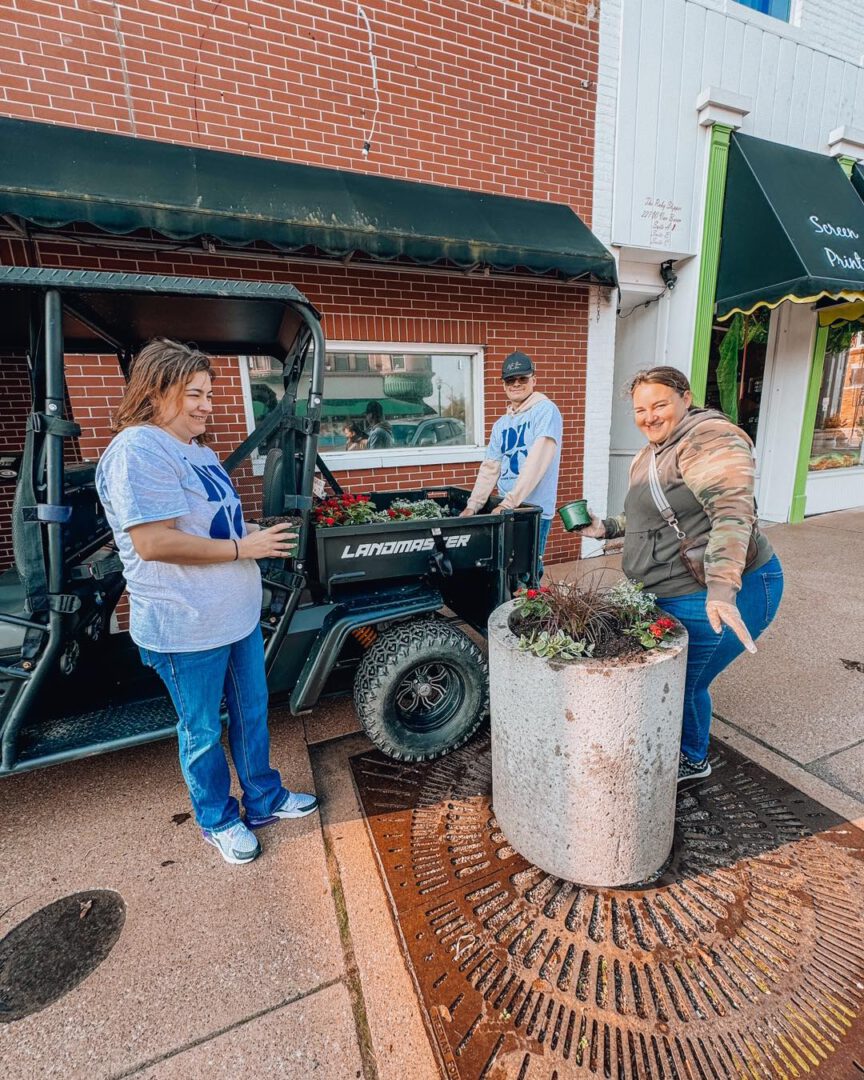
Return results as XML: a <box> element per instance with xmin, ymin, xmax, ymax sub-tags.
<box><xmin>488</xmin><ymin>601</ymin><xmax>688</xmax><ymax>887</ymax></box>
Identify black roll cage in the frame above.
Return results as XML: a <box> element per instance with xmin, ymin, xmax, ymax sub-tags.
<box><xmin>0</xmin><ymin>267</ymin><xmax>326</xmax><ymax>772</ymax></box>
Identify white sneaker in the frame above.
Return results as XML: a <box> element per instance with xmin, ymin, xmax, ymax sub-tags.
<box><xmin>246</xmin><ymin>791</ymin><xmax>319</xmax><ymax>829</ymax></box>
<box><xmin>677</xmin><ymin>754</ymin><xmax>712</xmax><ymax>784</ymax></box>
<box><xmin>202</xmin><ymin>821</ymin><xmax>262</xmax><ymax>864</ymax></box>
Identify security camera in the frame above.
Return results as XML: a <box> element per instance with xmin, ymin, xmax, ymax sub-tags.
<box><xmin>660</xmin><ymin>260</ymin><xmax>678</xmax><ymax>290</ymax></box>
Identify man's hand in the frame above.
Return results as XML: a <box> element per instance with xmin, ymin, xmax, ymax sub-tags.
<box><xmin>459</xmin><ymin>507</ymin><xmax>475</xmax><ymax>518</ymax></box>
<box><xmin>238</xmin><ymin>522</ymin><xmax>299</xmax><ymax>560</ymax></box>
<box><xmin>580</xmin><ymin>513</ymin><xmax>606</xmax><ymax>539</ymax></box>
<box><xmin>491</xmin><ymin>505</ymin><xmax>506</xmax><ymax>516</ymax></box>
<box><xmin>706</xmin><ymin>600</ymin><xmax>757</xmax><ymax>653</ymax></box>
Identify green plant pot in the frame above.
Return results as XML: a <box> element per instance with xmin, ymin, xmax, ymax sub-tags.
<box><xmin>558</xmin><ymin>499</ymin><xmax>592</xmax><ymax>532</ymax></box>
<box><xmin>257</xmin><ymin>515</ymin><xmax>301</xmax><ymax>558</ymax></box>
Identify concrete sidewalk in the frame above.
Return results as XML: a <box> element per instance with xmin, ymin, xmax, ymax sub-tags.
<box><xmin>712</xmin><ymin>506</ymin><xmax>864</xmax><ymax>820</ymax></box>
<box><xmin>1</xmin><ymin>508</ymin><xmax>862</xmax><ymax>1078</ymax></box>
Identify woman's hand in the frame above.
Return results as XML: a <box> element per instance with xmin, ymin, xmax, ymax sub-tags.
<box><xmin>238</xmin><ymin>522</ymin><xmax>299</xmax><ymax>560</ymax></box>
<box><xmin>580</xmin><ymin>513</ymin><xmax>607</xmax><ymax>539</ymax></box>
<box><xmin>706</xmin><ymin>600</ymin><xmax>757</xmax><ymax>653</ymax></box>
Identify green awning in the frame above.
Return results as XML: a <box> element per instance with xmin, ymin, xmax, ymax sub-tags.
<box><xmin>715</xmin><ymin>133</ymin><xmax>864</xmax><ymax>318</ymax></box>
<box><xmin>0</xmin><ymin>117</ymin><xmax>617</xmax><ymax>286</ymax></box>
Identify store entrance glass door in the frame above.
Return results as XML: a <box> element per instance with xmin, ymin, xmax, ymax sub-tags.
<box><xmin>705</xmin><ymin>309</ymin><xmax>771</xmax><ymax>445</ymax></box>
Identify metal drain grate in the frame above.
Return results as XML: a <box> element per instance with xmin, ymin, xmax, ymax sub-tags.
<box><xmin>0</xmin><ymin>890</ymin><xmax>126</xmax><ymax>1022</ymax></box>
<box><xmin>351</xmin><ymin>737</ymin><xmax>864</xmax><ymax>1079</ymax></box>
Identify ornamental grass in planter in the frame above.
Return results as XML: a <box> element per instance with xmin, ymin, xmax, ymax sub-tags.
<box><xmin>489</xmin><ymin>577</ymin><xmax>688</xmax><ymax>888</ymax></box>
<box><xmin>510</xmin><ymin>579</ymin><xmax>679</xmax><ymax>662</ymax></box>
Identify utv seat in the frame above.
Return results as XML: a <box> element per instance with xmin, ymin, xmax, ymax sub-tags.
<box><xmin>0</xmin><ymin>566</ymin><xmax>28</xmax><ymax>655</ymax></box>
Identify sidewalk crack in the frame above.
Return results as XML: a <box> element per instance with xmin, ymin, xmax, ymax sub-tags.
<box><xmin>111</xmin><ymin>978</ymin><xmax>344</xmax><ymax>1079</ymax></box>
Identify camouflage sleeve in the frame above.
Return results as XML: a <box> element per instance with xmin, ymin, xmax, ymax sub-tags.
<box><xmin>602</xmin><ymin>513</ymin><xmax>626</xmax><ymax>539</ymax></box>
<box><xmin>677</xmin><ymin>421</ymin><xmax>757</xmax><ymax>605</ymax></box>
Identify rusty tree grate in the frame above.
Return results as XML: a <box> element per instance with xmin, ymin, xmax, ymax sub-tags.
<box><xmin>351</xmin><ymin>737</ymin><xmax>864</xmax><ymax>1079</ymax></box>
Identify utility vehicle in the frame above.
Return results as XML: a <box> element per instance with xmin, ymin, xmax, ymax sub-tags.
<box><xmin>0</xmin><ymin>267</ymin><xmax>540</xmax><ymax>774</ymax></box>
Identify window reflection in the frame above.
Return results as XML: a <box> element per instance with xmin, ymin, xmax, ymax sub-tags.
<box><xmin>809</xmin><ymin>323</ymin><xmax>864</xmax><ymax>472</ymax></box>
<box><xmin>248</xmin><ymin>349</ymin><xmax>477</xmax><ymax>453</ymax></box>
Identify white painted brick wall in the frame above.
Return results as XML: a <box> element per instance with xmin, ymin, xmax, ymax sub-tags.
<box><xmin>694</xmin><ymin>0</ymin><xmax>864</xmax><ymax>65</ymax></box>
<box><xmin>581</xmin><ymin>0</ymin><xmax>621</xmax><ymax>551</ymax></box>
<box><xmin>795</xmin><ymin>0</ymin><xmax>864</xmax><ymax>63</ymax></box>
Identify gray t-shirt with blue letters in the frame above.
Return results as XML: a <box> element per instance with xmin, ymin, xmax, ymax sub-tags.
<box><xmin>95</xmin><ymin>425</ymin><xmax>262</xmax><ymax>652</ymax></box>
<box><xmin>485</xmin><ymin>398</ymin><xmax>563</xmax><ymax>518</ymax></box>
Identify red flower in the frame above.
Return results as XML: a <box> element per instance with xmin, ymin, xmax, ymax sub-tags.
<box><xmin>324</xmin><ymin>517</ymin><xmax>336</xmax><ymax>526</ymax></box>
<box><xmin>526</xmin><ymin>589</ymin><xmax>538</xmax><ymax>599</ymax></box>
<box><xmin>655</xmin><ymin>617</ymin><xmax>675</xmax><ymax>631</ymax></box>
<box><xmin>387</xmin><ymin>509</ymin><xmax>397</xmax><ymax>518</ymax></box>
<box><xmin>649</xmin><ymin>624</ymin><xmax>664</xmax><ymax>639</ymax></box>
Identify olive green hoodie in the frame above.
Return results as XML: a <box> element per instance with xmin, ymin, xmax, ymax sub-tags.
<box><xmin>603</xmin><ymin>408</ymin><xmax>774</xmax><ymax>603</ymax></box>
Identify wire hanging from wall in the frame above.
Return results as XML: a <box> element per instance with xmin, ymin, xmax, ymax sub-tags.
<box><xmin>356</xmin><ymin>4</ymin><xmax>381</xmax><ymax>157</ymax></box>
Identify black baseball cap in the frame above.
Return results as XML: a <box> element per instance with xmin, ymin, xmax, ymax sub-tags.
<box><xmin>501</xmin><ymin>351</ymin><xmax>535</xmax><ymax>379</ymax></box>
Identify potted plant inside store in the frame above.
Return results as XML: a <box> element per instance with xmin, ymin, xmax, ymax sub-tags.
<box><xmin>488</xmin><ymin>578</ymin><xmax>688</xmax><ymax>887</ymax></box>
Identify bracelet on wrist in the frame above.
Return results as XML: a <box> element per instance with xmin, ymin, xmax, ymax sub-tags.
<box><xmin>232</xmin><ymin>539</ymin><xmax>239</xmax><ymax>561</ymax></box>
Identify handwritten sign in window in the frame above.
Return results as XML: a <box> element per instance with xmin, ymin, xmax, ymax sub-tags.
<box><xmin>642</xmin><ymin>196</ymin><xmax>683</xmax><ymax>247</ymax></box>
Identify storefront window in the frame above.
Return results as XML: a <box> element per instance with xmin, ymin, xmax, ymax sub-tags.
<box><xmin>243</xmin><ymin>344</ymin><xmax>483</xmax><ymax>465</ymax></box>
<box><xmin>809</xmin><ymin>323</ymin><xmax>864</xmax><ymax>472</ymax></box>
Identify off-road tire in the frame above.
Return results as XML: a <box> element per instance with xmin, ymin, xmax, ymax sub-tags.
<box><xmin>353</xmin><ymin>617</ymin><xmax>489</xmax><ymax>761</ymax></box>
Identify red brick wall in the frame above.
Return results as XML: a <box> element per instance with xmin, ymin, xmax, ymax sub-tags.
<box><xmin>0</xmin><ymin>0</ymin><xmax>597</xmax><ymax>213</ymax></box>
<box><xmin>0</xmin><ymin>234</ymin><xmax>588</xmax><ymax>570</ymax></box>
<box><xmin>0</xmin><ymin>355</ymin><xmax>31</xmax><ymax>571</ymax></box>
<box><xmin>0</xmin><ymin>0</ymin><xmax>599</xmax><ymax>571</ymax></box>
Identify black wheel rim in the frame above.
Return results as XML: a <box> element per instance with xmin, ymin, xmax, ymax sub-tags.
<box><xmin>393</xmin><ymin>661</ymin><xmax>465</xmax><ymax>733</ymax></box>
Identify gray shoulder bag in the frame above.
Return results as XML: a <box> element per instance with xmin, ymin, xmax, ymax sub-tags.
<box><xmin>647</xmin><ymin>449</ymin><xmax>758</xmax><ymax>589</ymax></box>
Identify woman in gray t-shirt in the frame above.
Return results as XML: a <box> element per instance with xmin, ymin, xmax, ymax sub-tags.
<box><xmin>96</xmin><ymin>339</ymin><xmax>318</xmax><ymax>865</ymax></box>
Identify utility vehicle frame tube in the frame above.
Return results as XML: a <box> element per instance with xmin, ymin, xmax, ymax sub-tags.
<box><xmin>262</xmin><ymin>308</ymin><xmax>326</xmax><ymax>675</ymax></box>
<box><xmin>1</xmin><ymin>290</ymin><xmax>67</xmax><ymax>772</ymax></box>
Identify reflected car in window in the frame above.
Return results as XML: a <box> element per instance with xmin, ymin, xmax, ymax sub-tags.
<box><xmin>390</xmin><ymin>418</ymin><xmax>467</xmax><ymax>447</ymax></box>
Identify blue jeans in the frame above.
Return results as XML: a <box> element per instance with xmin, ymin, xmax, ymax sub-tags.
<box><xmin>658</xmin><ymin>554</ymin><xmax>784</xmax><ymax>763</ymax></box>
<box><xmin>537</xmin><ymin>517</ymin><xmax>552</xmax><ymax>579</ymax></box>
<box><xmin>140</xmin><ymin>627</ymin><xmax>287</xmax><ymax>833</ymax></box>
<box><xmin>518</xmin><ymin>517</ymin><xmax>552</xmax><ymax>585</ymax></box>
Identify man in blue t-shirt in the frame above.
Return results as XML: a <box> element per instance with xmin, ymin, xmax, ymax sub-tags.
<box><xmin>460</xmin><ymin>351</ymin><xmax>563</xmax><ymax>576</ymax></box>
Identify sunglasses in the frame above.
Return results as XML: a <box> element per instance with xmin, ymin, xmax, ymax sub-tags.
<box><xmin>503</xmin><ymin>375</ymin><xmax>532</xmax><ymax>386</ymax></box>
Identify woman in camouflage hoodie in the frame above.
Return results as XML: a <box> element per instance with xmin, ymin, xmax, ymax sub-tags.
<box><xmin>583</xmin><ymin>367</ymin><xmax>784</xmax><ymax>783</ymax></box>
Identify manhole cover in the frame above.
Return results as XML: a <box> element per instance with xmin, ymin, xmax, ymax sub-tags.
<box><xmin>0</xmin><ymin>890</ymin><xmax>125</xmax><ymax>1022</ymax></box>
<box><xmin>351</xmin><ymin>737</ymin><xmax>864</xmax><ymax>1079</ymax></box>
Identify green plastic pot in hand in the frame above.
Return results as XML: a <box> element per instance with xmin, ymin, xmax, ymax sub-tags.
<box><xmin>558</xmin><ymin>499</ymin><xmax>592</xmax><ymax>532</ymax></box>
<box><xmin>256</xmin><ymin>515</ymin><xmax>302</xmax><ymax>561</ymax></box>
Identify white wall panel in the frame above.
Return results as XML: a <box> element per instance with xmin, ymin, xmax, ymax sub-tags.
<box><xmin>612</xmin><ymin>0</ymin><xmax>864</xmax><ymax>255</ymax></box>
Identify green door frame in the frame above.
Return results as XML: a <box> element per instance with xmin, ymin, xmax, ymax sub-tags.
<box><xmin>690</xmin><ymin>123</ymin><xmax>733</xmax><ymax>406</ymax></box>
<box><xmin>789</xmin><ymin>324</ymin><xmax>828</xmax><ymax>523</ymax></box>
